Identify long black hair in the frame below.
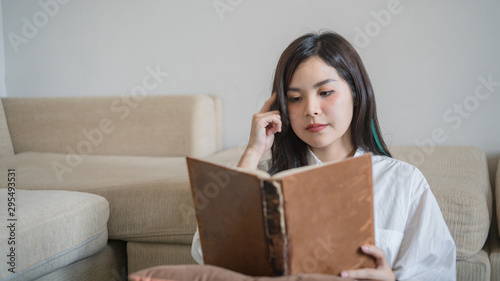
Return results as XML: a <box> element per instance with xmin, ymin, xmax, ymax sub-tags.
<box><xmin>268</xmin><ymin>31</ymin><xmax>391</xmax><ymax>175</ymax></box>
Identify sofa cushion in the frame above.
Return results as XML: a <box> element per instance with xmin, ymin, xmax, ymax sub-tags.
<box><xmin>0</xmin><ymin>98</ymin><xmax>14</xmax><ymax>157</ymax></box>
<box><xmin>390</xmin><ymin>146</ymin><xmax>492</xmax><ymax>260</ymax></box>
<box><xmin>2</xmin><ymin>95</ymin><xmax>220</xmax><ymax>158</ymax></box>
<box><xmin>0</xmin><ymin>189</ymin><xmax>109</xmax><ymax>281</ymax></box>
<box><xmin>129</xmin><ymin>264</ymin><xmax>348</xmax><ymax>281</ymax></box>
<box><xmin>456</xmin><ymin>249</ymin><xmax>491</xmax><ymax>281</ymax></box>
<box><xmin>36</xmin><ymin>240</ymin><xmax>127</xmax><ymax>281</ymax></box>
<box><xmin>127</xmin><ymin>242</ymin><xmax>195</xmax><ymax>274</ymax></box>
<box><xmin>0</xmin><ymin>152</ymin><xmax>197</xmax><ymax>243</ymax></box>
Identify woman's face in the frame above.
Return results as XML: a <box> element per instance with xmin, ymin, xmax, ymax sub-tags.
<box><xmin>286</xmin><ymin>56</ymin><xmax>354</xmax><ymax>160</ymax></box>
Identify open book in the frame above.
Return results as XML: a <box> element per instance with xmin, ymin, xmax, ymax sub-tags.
<box><xmin>186</xmin><ymin>154</ymin><xmax>375</xmax><ymax>277</ymax></box>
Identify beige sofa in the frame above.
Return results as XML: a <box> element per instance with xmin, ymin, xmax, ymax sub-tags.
<box><xmin>0</xmin><ymin>95</ymin><xmax>221</xmax><ymax>280</ymax></box>
<box><xmin>0</xmin><ymin>94</ymin><xmax>498</xmax><ymax>280</ymax></box>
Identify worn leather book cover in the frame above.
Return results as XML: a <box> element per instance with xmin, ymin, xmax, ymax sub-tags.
<box><xmin>186</xmin><ymin>154</ymin><xmax>375</xmax><ymax>277</ymax></box>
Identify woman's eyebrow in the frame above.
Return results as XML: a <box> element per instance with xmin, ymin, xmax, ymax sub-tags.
<box><xmin>313</xmin><ymin>78</ymin><xmax>336</xmax><ymax>88</ymax></box>
<box><xmin>287</xmin><ymin>78</ymin><xmax>336</xmax><ymax>93</ymax></box>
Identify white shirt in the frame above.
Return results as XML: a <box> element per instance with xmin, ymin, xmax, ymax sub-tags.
<box><xmin>191</xmin><ymin>149</ymin><xmax>457</xmax><ymax>280</ymax></box>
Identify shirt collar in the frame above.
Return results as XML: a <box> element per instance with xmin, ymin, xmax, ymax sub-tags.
<box><xmin>306</xmin><ymin>147</ymin><xmax>365</xmax><ymax>165</ymax></box>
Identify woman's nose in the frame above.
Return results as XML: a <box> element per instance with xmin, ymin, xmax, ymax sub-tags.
<box><xmin>304</xmin><ymin>97</ymin><xmax>321</xmax><ymax>117</ymax></box>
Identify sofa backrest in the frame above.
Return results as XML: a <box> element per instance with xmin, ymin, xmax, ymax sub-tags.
<box><xmin>0</xmin><ymin>98</ymin><xmax>14</xmax><ymax>157</ymax></box>
<box><xmin>391</xmin><ymin>146</ymin><xmax>491</xmax><ymax>262</ymax></box>
<box><xmin>1</xmin><ymin>94</ymin><xmax>222</xmax><ymax>157</ymax></box>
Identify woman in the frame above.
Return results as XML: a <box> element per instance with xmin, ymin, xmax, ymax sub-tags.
<box><xmin>193</xmin><ymin>31</ymin><xmax>456</xmax><ymax>281</ymax></box>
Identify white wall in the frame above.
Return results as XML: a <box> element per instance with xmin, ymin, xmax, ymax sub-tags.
<box><xmin>2</xmin><ymin>0</ymin><xmax>500</xmax><ymax>178</ymax></box>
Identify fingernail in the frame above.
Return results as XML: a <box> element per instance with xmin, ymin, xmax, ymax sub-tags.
<box><xmin>341</xmin><ymin>271</ymin><xmax>349</xmax><ymax>278</ymax></box>
<box><xmin>362</xmin><ymin>245</ymin><xmax>370</xmax><ymax>252</ymax></box>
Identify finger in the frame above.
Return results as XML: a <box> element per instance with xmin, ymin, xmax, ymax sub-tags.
<box><xmin>260</xmin><ymin>92</ymin><xmax>277</xmax><ymax>113</ymax></box>
<box><xmin>255</xmin><ymin>111</ymin><xmax>281</xmax><ymax>127</ymax></box>
<box><xmin>266</xmin><ymin>121</ymin><xmax>282</xmax><ymax>136</ymax></box>
<box><xmin>340</xmin><ymin>246</ymin><xmax>394</xmax><ymax>280</ymax></box>
<box><xmin>252</xmin><ymin>111</ymin><xmax>281</xmax><ymax>136</ymax></box>
<box><xmin>264</xmin><ymin>115</ymin><xmax>282</xmax><ymax>136</ymax></box>
<box><xmin>361</xmin><ymin>245</ymin><xmax>389</xmax><ymax>268</ymax></box>
<box><xmin>341</xmin><ymin>268</ymin><xmax>387</xmax><ymax>280</ymax></box>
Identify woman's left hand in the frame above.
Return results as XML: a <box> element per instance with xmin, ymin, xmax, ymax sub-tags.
<box><xmin>340</xmin><ymin>245</ymin><xmax>395</xmax><ymax>281</ymax></box>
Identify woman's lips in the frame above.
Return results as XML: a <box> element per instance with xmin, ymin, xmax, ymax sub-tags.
<box><xmin>306</xmin><ymin>123</ymin><xmax>327</xmax><ymax>132</ymax></box>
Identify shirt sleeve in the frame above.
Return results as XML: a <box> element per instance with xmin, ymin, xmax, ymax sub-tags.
<box><xmin>191</xmin><ymin>226</ymin><xmax>204</xmax><ymax>264</ymax></box>
<box><xmin>393</xmin><ymin>172</ymin><xmax>457</xmax><ymax>280</ymax></box>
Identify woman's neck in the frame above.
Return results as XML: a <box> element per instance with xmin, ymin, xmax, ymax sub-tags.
<box><xmin>310</xmin><ymin>146</ymin><xmax>356</xmax><ymax>163</ymax></box>
<box><xmin>309</xmin><ymin>133</ymin><xmax>355</xmax><ymax>163</ymax></box>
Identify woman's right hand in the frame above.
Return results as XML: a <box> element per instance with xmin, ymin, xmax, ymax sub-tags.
<box><xmin>238</xmin><ymin>93</ymin><xmax>282</xmax><ymax>169</ymax></box>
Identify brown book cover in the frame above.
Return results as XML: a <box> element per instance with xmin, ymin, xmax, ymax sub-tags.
<box><xmin>186</xmin><ymin>154</ymin><xmax>375</xmax><ymax>277</ymax></box>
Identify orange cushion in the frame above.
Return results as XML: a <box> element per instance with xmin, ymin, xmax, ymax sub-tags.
<box><xmin>129</xmin><ymin>264</ymin><xmax>348</xmax><ymax>281</ymax></box>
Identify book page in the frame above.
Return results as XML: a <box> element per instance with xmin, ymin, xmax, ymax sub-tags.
<box><xmin>235</xmin><ymin>166</ymin><xmax>272</xmax><ymax>180</ymax></box>
<box><xmin>270</xmin><ymin>154</ymin><xmax>367</xmax><ymax>180</ymax></box>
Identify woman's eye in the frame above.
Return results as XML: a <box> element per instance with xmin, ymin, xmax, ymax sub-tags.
<box><xmin>288</xmin><ymin>96</ymin><xmax>301</xmax><ymax>103</ymax></box>
<box><xmin>320</xmin><ymin>90</ymin><xmax>334</xmax><ymax>97</ymax></box>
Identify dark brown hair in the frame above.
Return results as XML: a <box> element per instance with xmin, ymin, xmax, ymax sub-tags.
<box><xmin>268</xmin><ymin>31</ymin><xmax>391</xmax><ymax>175</ymax></box>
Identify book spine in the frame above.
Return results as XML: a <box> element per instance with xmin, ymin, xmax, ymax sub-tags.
<box><xmin>262</xmin><ymin>180</ymin><xmax>287</xmax><ymax>275</ymax></box>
